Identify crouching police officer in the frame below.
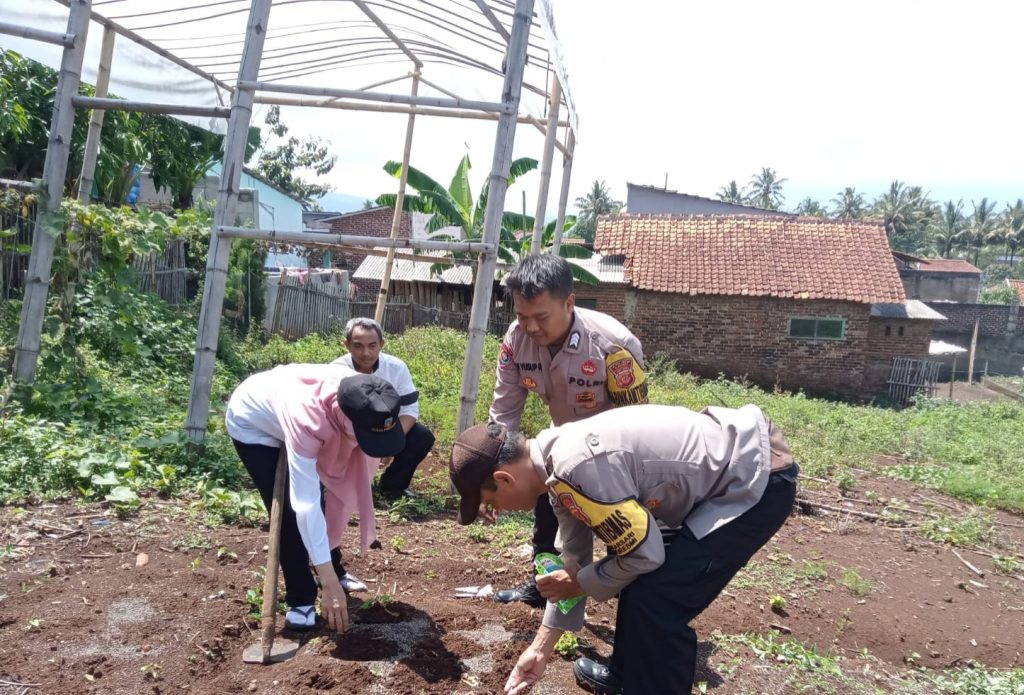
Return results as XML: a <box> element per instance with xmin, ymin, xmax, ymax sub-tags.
<box><xmin>450</xmin><ymin>403</ymin><xmax>798</xmax><ymax>694</ymax></box>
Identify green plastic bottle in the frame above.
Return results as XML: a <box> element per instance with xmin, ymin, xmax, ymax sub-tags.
<box><xmin>534</xmin><ymin>552</ymin><xmax>585</xmax><ymax>615</ymax></box>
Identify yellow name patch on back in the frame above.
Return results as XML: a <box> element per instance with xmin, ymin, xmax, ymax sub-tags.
<box><xmin>550</xmin><ymin>479</ymin><xmax>649</xmax><ymax>555</ymax></box>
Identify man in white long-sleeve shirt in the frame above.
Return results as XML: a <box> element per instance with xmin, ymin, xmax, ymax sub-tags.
<box><xmin>333</xmin><ymin>317</ymin><xmax>435</xmax><ymax>500</ymax></box>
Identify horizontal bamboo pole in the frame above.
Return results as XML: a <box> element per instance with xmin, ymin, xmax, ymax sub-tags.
<box><xmin>252</xmin><ymin>93</ymin><xmax>569</xmax><ymax>126</ymax></box>
<box><xmin>0</xmin><ymin>22</ymin><xmax>75</xmax><ymax>47</ymax></box>
<box><xmin>71</xmin><ymin>95</ymin><xmax>231</xmax><ymax>118</ymax></box>
<box><xmin>217</xmin><ymin>226</ymin><xmax>496</xmax><ymax>253</ymax></box>
<box><xmin>239</xmin><ymin>80</ymin><xmax>512</xmax><ymax>114</ymax></box>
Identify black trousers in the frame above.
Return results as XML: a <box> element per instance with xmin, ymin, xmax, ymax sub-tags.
<box><xmin>232</xmin><ymin>440</ymin><xmax>349</xmax><ymax>608</ymax></box>
<box><xmin>532</xmin><ymin>492</ymin><xmax>560</xmax><ymax>559</ymax></box>
<box><xmin>377</xmin><ymin>422</ymin><xmax>435</xmax><ymax>493</ymax></box>
<box><xmin>611</xmin><ymin>464</ymin><xmax>799</xmax><ymax>694</ymax></box>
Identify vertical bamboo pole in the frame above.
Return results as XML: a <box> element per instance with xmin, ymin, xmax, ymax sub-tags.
<box><xmin>13</xmin><ymin>0</ymin><xmax>92</xmax><ymax>383</ymax></box>
<box><xmin>375</xmin><ymin>68</ymin><xmax>420</xmax><ymax>325</ymax></box>
<box><xmin>185</xmin><ymin>0</ymin><xmax>272</xmax><ymax>441</ymax></box>
<box><xmin>967</xmin><ymin>318</ymin><xmax>979</xmax><ymax>385</ymax></box>
<box><xmin>456</xmin><ymin>0</ymin><xmax>535</xmax><ymax>435</ymax></box>
<box><xmin>530</xmin><ymin>79</ymin><xmax>561</xmax><ymax>254</ymax></box>
<box><xmin>77</xmin><ymin>25</ymin><xmax>115</xmax><ymax>203</ymax></box>
<box><xmin>949</xmin><ymin>354</ymin><xmax>957</xmax><ymax>399</ymax></box>
<box><xmin>551</xmin><ymin>129</ymin><xmax>575</xmax><ymax>254</ymax></box>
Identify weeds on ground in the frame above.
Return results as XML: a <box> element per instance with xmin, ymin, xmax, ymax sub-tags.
<box><xmin>919</xmin><ymin>513</ymin><xmax>993</xmax><ymax>547</ymax></box>
<box><xmin>905</xmin><ymin>664</ymin><xmax>1024</xmax><ymax>695</ymax></box>
<box><xmin>725</xmin><ymin>632</ymin><xmax>842</xmax><ymax>675</ymax></box>
<box><xmin>839</xmin><ymin>568</ymin><xmax>874</xmax><ymax>597</ymax></box>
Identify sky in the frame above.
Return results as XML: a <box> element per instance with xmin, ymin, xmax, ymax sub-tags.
<box><xmin>310</xmin><ymin>0</ymin><xmax>1024</xmax><ymax>217</ymax></box>
<box><xmin>5</xmin><ymin>0</ymin><xmax>1023</xmax><ymax>217</ymax></box>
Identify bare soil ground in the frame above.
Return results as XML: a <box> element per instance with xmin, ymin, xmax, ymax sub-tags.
<box><xmin>2</xmin><ymin>456</ymin><xmax>1023</xmax><ymax>695</ymax></box>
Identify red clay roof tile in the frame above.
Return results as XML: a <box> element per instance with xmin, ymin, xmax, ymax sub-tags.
<box><xmin>594</xmin><ymin>214</ymin><xmax>905</xmax><ymax>304</ymax></box>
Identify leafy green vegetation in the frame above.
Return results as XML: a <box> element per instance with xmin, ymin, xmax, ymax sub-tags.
<box><xmin>725</xmin><ymin>632</ymin><xmax>842</xmax><ymax>675</ymax></box>
<box><xmin>3</xmin><ymin>267</ymin><xmax>1024</xmax><ymax>523</ymax></box>
<box><xmin>838</xmin><ymin>568</ymin><xmax>874</xmax><ymax>597</ymax></box>
<box><xmin>920</xmin><ymin>513</ymin><xmax>993</xmax><ymax>547</ymax></box>
<box><xmin>553</xmin><ymin>632</ymin><xmax>579</xmax><ymax>659</ymax></box>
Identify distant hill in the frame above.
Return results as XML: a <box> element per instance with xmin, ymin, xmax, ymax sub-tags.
<box><xmin>315</xmin><ymin>192</ymin><xmax>371</xmax><ymax>213</ymax></box>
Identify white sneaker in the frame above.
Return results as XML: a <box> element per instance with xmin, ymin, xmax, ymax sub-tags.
<box><xmin>284</xmin><ymin>605</ymin><xmax>317</xmax><ymax>630</ymax></box>
<box><xmin>340</xmin><ymin>572</ymin><xmax>368</xmax><ymax>593</ymax></box>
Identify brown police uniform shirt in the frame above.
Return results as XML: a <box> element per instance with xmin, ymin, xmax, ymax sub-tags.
<box><xmin>527</xmin><ymin>403</ymin><xmax>794</xmax><ymax>632</ymax></box>
<box><xmin>489</xmin><ymin>307</ymin><xmax>645</xmax><ymax>430</ymax></box>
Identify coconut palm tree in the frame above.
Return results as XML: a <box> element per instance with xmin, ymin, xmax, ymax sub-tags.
<box><xmin>794</xmin><ymin>198</ymin><xmax>827</xmax><ymax>218</ymax></box>
<box><xmin>964</xmin><ymin>197</ymin><xmax>999</xmax><ymax>266</ymax></box>
<box><xmin>716</xmin><ymin>180</ymin><xmax>746</xmax><ymax>204</ymax></box>
<box><xmin>830</xmin><ymin>187</ymin><xmax>866</xmax><ymax>220</ymax></box>
<box><xmin>870</xmin><ymin>181</ymin><xmax>937</xmax><ymax>253</ymax></box>
<box><xmin>573</xmin><ymin>180</ymin><xmax>621</xmax><ymax>244</ymax></box>
<box><xmin>1000</xmin><ymin>199</ymin><xmax>1024</xmax><ymax>266</ymax></box>
<box><xmin>931</xmin><ymin>200</ymin><xmax>967</xmax><ymax>258</ymax></box>
<box><xmin>746</xmin><ymin>167</ymin><xmax>787</xmax><ymax>210</ymax></box>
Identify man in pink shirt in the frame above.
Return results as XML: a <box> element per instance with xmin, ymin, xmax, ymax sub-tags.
<box><xmin>226</xmin><ymin>366</ymin><xmax>404</xmax><ymax>632</ymax></box>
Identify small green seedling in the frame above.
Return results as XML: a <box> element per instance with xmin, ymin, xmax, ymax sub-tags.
<box><xmin>190</xmin><ymin>557</ymin><xmax>202</xmax><ymax>570</ymax></box>
<box><xmin>25</xmin><ymin>618</ymin><xmax>42</xmax><ymax>632</ymax></box>
<box><xmin>389</xmin><ymin>536</ymin><xmax>406</xmax><ymax>552</ymax></box>
<box><xmin>769</xmin><ymin>594</ymin><xmax>787</xmax><ymax>612</ymax></box>
<box><xmin>140</xmin><ymin>662</ymin><xmax>162</xmax><ymax>681</ymax></box>
<box><xmin>554</xmin><ymin>632</ymin><xmax>579</xmax><ymax>658</ymax></box>
<box><xmin>359</xmin><ymin>594</ymin><xmax>394</xmax><ymax>610</ymax></box>
<box><xmin>216</xmin><ymin>546</ymin><xmax>238</xmax><ymax>563</ymax></box>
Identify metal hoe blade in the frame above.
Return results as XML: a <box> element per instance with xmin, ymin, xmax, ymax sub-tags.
<box><xmin>242</xmin><ymin>638</ymin><xmax>299</xmax><ymax>664</ymax></box>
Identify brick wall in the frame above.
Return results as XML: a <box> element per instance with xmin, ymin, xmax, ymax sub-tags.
<box><xmin>924</xmin><ymin>302</ymin><xmax>1017</xmax><ymax>337</ymax></box>
<box><xmin>325</xmin><ymin>207</ymin><xmax>411</xmax><ymax>271</ymax></box>
<box><xmin>574</xmin><ymin>283</ymin><xmax>628</xmax><ymax>322</ymax></box>
<box><xmin>622</xmin><ymin>291</ymin><xmax>876</xmax><ymax>396</ymax></box>
<box><xmin>862</xmin><ymin>318</ymin><xmax>935</xmax><ymax>393</ymax></box>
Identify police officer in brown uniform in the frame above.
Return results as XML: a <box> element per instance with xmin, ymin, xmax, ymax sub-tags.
<box><xmin>449</xmin><ymin>403</ymin><xmax>799</xmax><ymax>695</ymax></box>
<box><xmin>488</xmin><ymin>254</ymin><xmax>647</xmax><ymax>607</ymax></box>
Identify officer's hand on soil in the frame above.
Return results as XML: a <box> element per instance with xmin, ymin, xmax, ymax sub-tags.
<box><xmin>320</xmin><ymin>577</ymin><xmax>349</xmax><ymax>633</ymax></box>
<box><xmin>535</xmin><ymin>566</ymin><xmax>583</xmax><ymax>602</ymax></box>
<box><xmin>504</xmin><ymin>645</ymin><xmax>549</xmax><ymax>695</ymax></box>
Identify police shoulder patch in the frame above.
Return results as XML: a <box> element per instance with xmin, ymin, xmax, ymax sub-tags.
<box><xmin>549</xmin><ymin>478</ymin><xmax>649</xmax><ymax>556</ymax></box>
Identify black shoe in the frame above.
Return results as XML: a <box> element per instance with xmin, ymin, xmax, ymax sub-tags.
<box><xmin>494</xmin><ymin>580</ymin><xmax>546</xmax><ymax>608</ymax></box>
<box><xmin>574</xmin><ymin>658</ymin><xmax>622</xmax><ymax>695</ymax></box>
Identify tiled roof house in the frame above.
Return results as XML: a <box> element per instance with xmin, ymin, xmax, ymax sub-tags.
<box><xmin>892</xmin><ymin>251</ymin><xmax>981</xmax><ymax>303</ymax></box>
<box><xmin>590</xmin><ymin>214</ymin><xmax>945</xmax><ymax>397</ymax></box>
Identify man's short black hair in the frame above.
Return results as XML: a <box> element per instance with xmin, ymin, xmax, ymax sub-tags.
<box><xmin>505</xmin><ymin>253</ymin><xmax>574</xmax><ymax>300</ymax></box>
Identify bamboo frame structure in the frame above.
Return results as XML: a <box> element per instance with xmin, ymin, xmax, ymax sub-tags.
<box><xmin>217</xmin><ymin>227</ymin><xmax>496</xmax><ymax>254</ymax></box>
<box><xmin>0</xmin><ymin>21</ymin><xmax>74</xmax><ymax>47</ymax></box>
<box><xmin>239</xmin><ymin>81</ymin><xmax>509</xmax><ymax>114</ymax></box>
<box><xmin>12</xmin><ymin>0</ymin><xmax>91</xmax><ymax>383</ymax></box>
<box><xmin>551</xmin><ymin>129</ymin><xmax>575</xmax><ymax>254</ymax></box>
<box><xmin>185</xmin><ymin>0</ymin><xmax>273</xmax><ymax>441</ymax></box>
<box><xmin>77</xmin><ymin>25</ymin><xmax>115</xmax><ymax>203</ymax></box>
<box><xmin>530</xmin><ymin>78</ymin><xmax>561</xmax><ymax>253</ymax></box>
<box><xmin>251</xmin><ymin>93</ymin><xmax>570</xmax><ymax>125</ymax></box>
<box><xmin>71</xmin><ymin>95</ymin><xmax>231</xmax><ymax>118</ymax></box>
<box><xmin>456</xmin><ymin>0</ymin><xmax>535</xmax><ymax>435</ymax></box>
<box><xmin>9</xmin><ymin>0</ymin><xmax>572</xmax><ymax>445</ymax></box>
<box><xmin>375</xmin><ymin>69</ymin><xmax>421</xmax><ymax>324</ymax></box>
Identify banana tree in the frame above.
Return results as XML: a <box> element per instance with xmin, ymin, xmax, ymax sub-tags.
<box><xmin>377</xmin><ymin>155</ymin><xmax>597</xmax><ymax>284</ymax></box>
